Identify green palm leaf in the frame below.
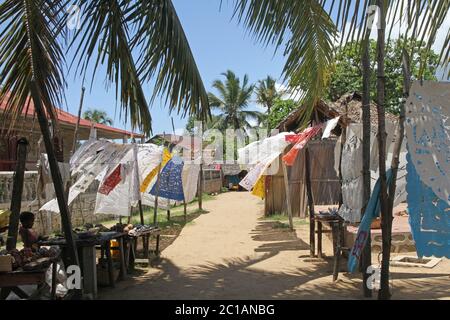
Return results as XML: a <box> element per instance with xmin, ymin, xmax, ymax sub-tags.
<box><xmin>70</xmin><ymin>0</ymin><xmax>151</xmax><ymax>135</ymax></box>
<box><xmin>131</xmin><ymin>0</ymin><xmax>210</xmax><ymax>121</ymax></box>
<box><xmin>233</xmin><ymin>0</ymin><xmax>337</xmax><ymax>119</ymax></box>
<box><xmin>0</xmin><ymin>0</ymin><xmax>67</xmax><ymax>129</ymax></box>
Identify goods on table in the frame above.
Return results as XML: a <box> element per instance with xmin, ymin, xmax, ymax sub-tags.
<box><xmin>0</xmin><ymin>247</ymin><xmax>60</xmax><ymax>271</ymax></box>
<box><xmin>128</xmin><ymin>224</ymin><xmax>158</xmax><ymax>237</ymax></box>
<box><xmin>316</xmin><ymin>208</ymin><xmax>340</xmax><ymax>220</ymax></box>
<box><xmin>110</xmin><ymin>223</ymin><xmax>134</xmax><ymax>233</ymax></box>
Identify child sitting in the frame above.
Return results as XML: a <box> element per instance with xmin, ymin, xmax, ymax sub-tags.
<box><xmin>19</xmin><ymin>211</ymin><xmax>44</xmax><ymax>250</ymax></box>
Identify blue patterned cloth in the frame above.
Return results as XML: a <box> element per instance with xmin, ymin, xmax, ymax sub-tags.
<box><xmin>347</xmin><ymin>169</ymin><xmax>393</xmax><ymax>273</ymax></box>
<box><xmin>150</xmin><ymin>157</ymin><xmax>185</xmax><ymax>201</ymax></box>
<box><xmin>406</xmin><ymin>150</ymin><xmax>450</xmax><ymax>258</ymax></box>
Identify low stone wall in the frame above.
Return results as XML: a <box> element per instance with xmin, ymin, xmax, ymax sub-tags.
<box><xmin>203</xmin><ymin>169</ymin><xmax>222</xmax><ymax>194</ymax></box>
<box><xmin>0</xmin><ymin>171</ymin><xmax>113</xmax><ymax>235</ymax></box>
<box><xmin>344</xmin><ymin>228</ymin><xmax>416</xmax><ymax>253</ymax></box>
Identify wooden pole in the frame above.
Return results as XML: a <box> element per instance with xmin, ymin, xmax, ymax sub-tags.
<box><xmin>31</xmin><ymin>81</ymin><xmax>79</xmax><ymax>267</ymax></box>
<box><xmin>198</xmin><ymin>165</ymin><xmax>203</xmax><ymax>211</ymax></box>
<box><xmin>35</xmin><ymin>138</ymin><xmax>47</xmax><ymax>235</ymax></box>
<box><xmin>138</xmin><ymin>200</ymin><xmax>144</xmax><ymax>225</ymax></box>
<box><xmin>71</xmin><ymin>86</ymin><xmax>86</xmax><ymax>156</ymax></box>
<box><xmin>387</xmin><ymin>50</ymin><xmax>409</xmax><ymax>209</ymax></box>
<box><xmin>183</xmin><ymin>200</ymin><xmax>187</xmax><ymax>223</ymax></box>
<box><xmin>361</xmin><ymin>35</ymin><xmax>373</xmax><ymax>298</ymax></box>
<box><xmin>305</xmin><ymin>147</ymin><xmax>315</xmax><ymax>258</ymax></box>
<box><xmin>153</xmin><ymin>161</ymin><xmax>162</xmax><ymax>225</ymax></box>
<box><xmin>282</xmin><ymin>161</ymin><xmax>294</xmax><ymax>231</ymax></box>
<box><xmin>198</xmin><ymin>121</ymin><xmax>204</xmax><ymax>211</ymax></box>
<box><xmin>6</xmin><ymin>138</ymin><xmax>28</xmax><ymax>251</ymax></box>
<box><xmin>375</xmin><ymin>0</ymin><xmax>391</xmax><ymax>300</ymax></box>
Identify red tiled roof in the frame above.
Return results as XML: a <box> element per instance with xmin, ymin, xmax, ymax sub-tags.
<box><xmin>0</xmin><ymin>94</ymin><xmax>144</xmax><ymax>138</ymax></box>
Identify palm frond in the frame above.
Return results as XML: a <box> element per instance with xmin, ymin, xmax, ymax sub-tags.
<box><xmin>208</xmin><ymin>92</ymin><xmax>226</xmax><ymax>110</ymax></box>
<box><xmin>233</xmin><ymin>0</ymin><xmax>337</xmax><ymax>121</ymax></box>
<box><xmin>131</xmin><ymin>0</ymin><xmax>210</xmax><ymax>121</ymax></box>
<box><xmin>70</xmin><ymin>0</ymin><xmax>151</xmax><ymax>134</ymax></box>
<box><xmin>0</xmin><ymin>0</ymin><xmax>67</xmax><ymax>130</ymax></box>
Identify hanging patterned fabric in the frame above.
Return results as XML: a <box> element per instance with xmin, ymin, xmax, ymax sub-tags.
<box><xmin>140</xmin><ymin>148</ymin><xmax>172</xmax><ymax>192</ymax></box>
<box><xmin>404</xmin><ymin>81</ymin><xmax>450</xmax><ymax>258</ymax></box>
<box><xmin>282</xmin><ymin>124</ymin><xmax>323</xmax><ymax>166</ymax></box>
<box><xmin>348</xmin><ymin>170</ymin><xmax>393</xmax><ymax>273</ymax></box>
<box><xmin>407</xmin><ymin>151</ymin><xmax>450</xmax><ymax>258</ymax></box>
<box><xmin>149</xmin><ymin>157</ymin><xmax>185</xmax><ymax>202</ymax></box>
<box><xmin>251</xmin><ymin>175</ymin><xmax>266</xmax><ymax>199</ymax></box>
<box><xmin>98</xmin><ymin>165</ymin><xmax>122</xmax><ymax>195</ymax></box>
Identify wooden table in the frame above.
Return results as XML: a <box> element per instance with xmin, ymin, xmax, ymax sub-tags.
<box><xmin>39</xmin><ymin>231</ymin><xmax>127</xmax><ymax>298</ymax></box>
<box><xmin>0</xmin><ymin>259</ymin><xmax>58</xmax><ymax>300</ymax></box>
<box><xmin>126</xmin><ymin>227</ymin><xmax>161</xmax><ymax>267</ymax></box>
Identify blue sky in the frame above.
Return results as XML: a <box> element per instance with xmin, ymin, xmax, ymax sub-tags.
<box><xmin>64</xmin><ymin>0</ymin><xmax>286</xmax><ymax>136</ymax></box>
<box><xmin>62</xmin><ymin>0</ymin><xmax>449</xmax><ymax>136</ymax></box>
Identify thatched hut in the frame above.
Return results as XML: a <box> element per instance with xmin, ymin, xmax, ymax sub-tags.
<box><xmin>265</xmin><ymin>92</ymin><xmax>398</xmax><ymax>217</ymax></box>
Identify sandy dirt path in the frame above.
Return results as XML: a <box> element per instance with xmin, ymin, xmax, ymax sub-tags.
<box><xmin>100</xmin><ymin>192</ymin><xmax>450</xmax><ymax>300</ymax></box>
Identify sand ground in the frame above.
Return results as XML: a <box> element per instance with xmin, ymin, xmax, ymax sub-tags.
<box><xmin>100</xmin><ymin>192</ymin><xmax>450</xmax><ymax>300</ymax></box>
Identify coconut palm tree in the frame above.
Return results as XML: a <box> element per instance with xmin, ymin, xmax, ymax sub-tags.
<box><xmin>83</xmin><ymin>109</ymin><xmax>113</xmax><ymax>126</ymax></box>
<box><xmin>208</xmin><ymin>70</ymin><xmax>264</xmax><ymax>130</ymax></box>
<box><xmin>0</xmin><ymin>0</ymin><xmax>210</xmax><ymax>268</ymax></box>
<box><xmin>255</xmin><ymin>76</ymin><xmax>280</xmax><ymax>116</ymax></box>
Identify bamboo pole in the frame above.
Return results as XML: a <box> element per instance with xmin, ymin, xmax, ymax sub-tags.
<box><xmin>6</xmin><ymin>138</ymin><xmax>28</xmax><ymax>251</ymax></box>
<box><xmin>305</xmin><ymin>147</ymin><xmax>315</xmax><ymax>258</ymax></box>
<box><xmin>31</xmin><ymin>81</ymin><xmax>79</xmax><ymax>267</ymax></box>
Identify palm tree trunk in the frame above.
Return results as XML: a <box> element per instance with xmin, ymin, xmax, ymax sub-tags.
<box><xmin>30</xmin><ymin>81</ymin><xmax>79</xmax><ymax>268</ymax></box>
<box><xmin>375</xmin><ymin>0</ymin><xmax>391</xmax><ymax>300</ymax></box>
<box><xmin>361</xmin><ymin>37</ymin><xmax>372</xmax><ymax>298</ymax></box>
<box><xmin>6</xmin><ymin>138</ymin><xmax>28</xmax><ymax>251</ymax></box>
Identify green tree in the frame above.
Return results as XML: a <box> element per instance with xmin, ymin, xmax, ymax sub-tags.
<box><xmin>267</xmin><ymin>99</ymin><xmax>298</xmax><ymax>130</ymax></box>
<box><xmin>326</xmin><ymin>39</ymin><xmax>439</xmax><ymax>114</ymax></box>
<box><xmin>208</xmin><ymin>70</ymin><xmax>264</xmax><ymax>130</ymax></box>
<box><xmin>185</xmin><ymin>114</ymin><xmax>222</xmax><ymax>134</ymax></box>
<box><xmin>255</xmin><ymin>76</ymin><xmax>281</xmax><ymax>116</ymax></box>
<box><xmin>83</xmin><ymin>109</ymin><xmax>113</xmax><ymax>126</ymax></box>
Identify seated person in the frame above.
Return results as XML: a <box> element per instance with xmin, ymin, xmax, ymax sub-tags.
<box><xmin>19</xmin><ymin>211</ymin><xmax>45</xmax><ymax>250</ymax></box>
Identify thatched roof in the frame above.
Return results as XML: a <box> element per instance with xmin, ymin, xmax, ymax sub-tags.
<box><xmin>329</xmin><ymin>92</ymin><xmax>399</xmax><ymax>125</ymax></box>
<box><xmin>275</xmin><ymin>92</ymin><xmax>398</xmax><ymax>133</ymax></box>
